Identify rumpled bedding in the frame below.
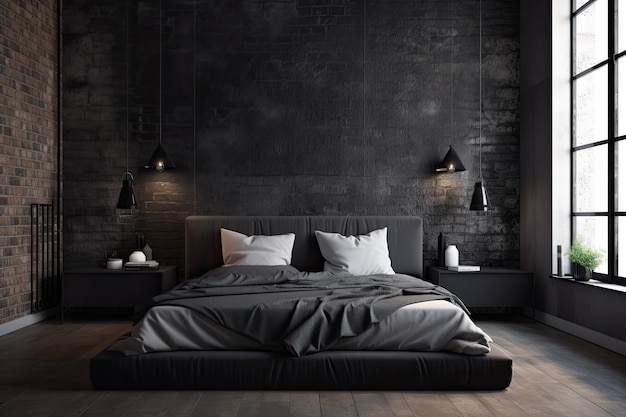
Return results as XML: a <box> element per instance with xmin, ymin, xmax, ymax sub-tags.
<box><xmin>109</xmin><ymin>265</ymin><xmax>492</xmax><ymax>357</ymax></box>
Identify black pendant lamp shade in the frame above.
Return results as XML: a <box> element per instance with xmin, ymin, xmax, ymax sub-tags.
<box><xmin>470</xmin><ymin>180</ymin><xmax>490</xmax><ymax>211</ymax></box>
<box><xmin>469</xmin><ymin>0</ymin><xmax>490</xmax><ymax>211</ymax></box>
<box><xmin>144</xmin><ymin>143</ymin><xmax>175</xmax><ymax>172</ymax></box>
<box><xmin>116</xmin><ymin>172</ymin><xmax>138</xmax><ymax>209</ymax></box>
<box><xmin>116</xmin><ymin>2</ymin><xmax>137</xmax><ymax>212</ymax></box>
<box><xmin>145</xmin><ymin>0</ymin><xmax>175</xmax><ymax>173</ymax></box>
<box><xmin>436</xmin><ymin>145</ymin><xmax>466</xmax><ymax>172</ymax></box>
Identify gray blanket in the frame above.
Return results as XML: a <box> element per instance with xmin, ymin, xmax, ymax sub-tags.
<box><xmin>142</xmin><ymin>265</ymin><xmax>468</xmax><ymax>357</ymax></box>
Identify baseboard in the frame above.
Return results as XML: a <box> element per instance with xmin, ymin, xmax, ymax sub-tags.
<box><xmin>0</xmin><ymin>307</ymin><xmax>60</xmax><ymax>337</ymax></box>
<box><xmin>535</xmin><ymin>310</ymin><xmax>626</xmax><ymax>356</ymax></box>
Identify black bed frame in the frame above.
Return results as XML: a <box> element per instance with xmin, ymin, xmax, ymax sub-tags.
<box><xmin>90</xmin><ymin>216</ymin><xmax>512</xmax><ymax>390</ymax></box>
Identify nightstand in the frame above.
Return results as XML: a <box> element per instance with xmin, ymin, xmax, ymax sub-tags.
<box><xmin>62</xmin><ymin>265</ymin><xmax>177</xmax><ymax>316</ymax></box>
<box><xmin>426</xmin><ymin>266</ymin><xmax>534</xmax><ymax>310</ymax></box>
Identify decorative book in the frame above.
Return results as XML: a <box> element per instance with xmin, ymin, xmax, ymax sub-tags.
<box><xmin>124</xmin><ymin>260</ymin><xmax>160</xmax><ymax>271</ymax></box>
<box><xmin>448</xmin><ymin>265</ymin><xmax>480</xmax><ymax>272</ymax></box>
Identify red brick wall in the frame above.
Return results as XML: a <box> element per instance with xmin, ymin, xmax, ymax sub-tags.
<box><xmin>0</xmin><ymin>1</ymin><xmax>60</xmax><ymax>324</ymax></box>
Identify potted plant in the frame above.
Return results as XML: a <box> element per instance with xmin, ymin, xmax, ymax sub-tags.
<box><xmin>567</xmin><ymin>238</ymin><xmax>604</xmax><ymax>281</ymax></box>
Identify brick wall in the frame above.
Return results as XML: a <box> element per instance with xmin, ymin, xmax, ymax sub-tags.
<box><xmin>0</xmin><ymin>1</ymin><xmax>60</xmax><ymax>324</ymax></box>
<box><xmin>63</xmin><ymin>0</ymin><xmax>519</xmax><ymax>278</ymax></box>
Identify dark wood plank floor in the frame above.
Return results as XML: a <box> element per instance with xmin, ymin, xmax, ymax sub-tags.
<box><xmin>0</xmin><ymin>315</ymin><xmax>624</xmax><ymax>417</ymax></box>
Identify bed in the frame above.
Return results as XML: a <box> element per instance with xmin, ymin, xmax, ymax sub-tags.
<box><xmin>89</xmin><ymin>215</ymin><xmax>512</xmax><ymax>390</ymax></box>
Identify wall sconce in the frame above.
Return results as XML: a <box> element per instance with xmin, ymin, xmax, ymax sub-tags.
<box><xmin>470</xmin><ymin>0</ymin><xmax>490</xmax><ymax>211</ymax></box>
<box><xmin>436</xmin><ymin>145</ymin><xmax>466</xmax><ymax>173</ymax></box>
<box><xmin>145</xmin><ymin>0</ymin><xmax>175</xmax><ymax>172</ymax></box>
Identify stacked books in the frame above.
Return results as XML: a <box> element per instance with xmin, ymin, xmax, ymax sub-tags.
<box><xmin>124</xmin><ymin>260</ymin><xmax>160</xmax><ymax>271</ymax></box>
<box><xmin>448</xmin><ymin>265</ymin><xmax>480</xmax><ymax>272</ymax></box>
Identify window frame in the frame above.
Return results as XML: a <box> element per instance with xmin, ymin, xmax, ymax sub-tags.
<box><xmin>571</xmin><ymin>0</ymin><xmax>626</xmax><ymax>285</ymax></box>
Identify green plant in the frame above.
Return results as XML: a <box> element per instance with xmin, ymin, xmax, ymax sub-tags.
<box><xmin>567</xmin><ymin>239</ymin><xmax>604</xmax><ymax>271</ymax></box>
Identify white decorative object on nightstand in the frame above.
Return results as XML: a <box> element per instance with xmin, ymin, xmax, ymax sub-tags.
<box><xmin>444</xmin><ymin>245</ymin><xmax>459</xmax><ymax>267</ymax></box>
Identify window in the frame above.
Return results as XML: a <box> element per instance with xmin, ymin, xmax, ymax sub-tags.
<box><xmin>572</xmin><ymin>0</ymin><xmax>626</xmax><ymax>284</ymax></box>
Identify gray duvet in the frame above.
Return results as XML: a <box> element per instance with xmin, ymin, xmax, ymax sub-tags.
<box><xmin>113</xmin><ymin>265</ymin><xmax>491</xmax><ymax>357</ymax></box>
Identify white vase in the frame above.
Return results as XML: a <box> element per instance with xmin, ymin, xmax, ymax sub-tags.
<box><xmin>129</xmin><ymin>250</ymin><xmax>146</xmax><ymax>263</ymax></box>
<box><xmin>445</xmin><ymin>245</ymin><xmax>459</xmax><ymax>267</ymax></box>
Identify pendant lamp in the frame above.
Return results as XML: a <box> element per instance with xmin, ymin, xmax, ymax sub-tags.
<box><xmin>145</xmin><ymin>0</ymin><xmax>175</xmax><ymax>172</ymax></box>
<box><xmin>470</xmin><ymin>0</ymin><xmax>490</xmax><ymax>211</ymax></box>
<box><xmin>117</xmin><ymin>172</ymin><xmax>138</xmax><ymax>209</ymax></box>
<box><xmin>470</xmin><ymin>180</ymin><xmax>489</xmax><ymax>210</ymax></box>
<box><xmin>436</xmin><ymin>145</ymin><xmax>466</xmax><ymax>172</ymax></box>
<box><xmin>436</xmin><ymin>2</ymin><xmax>466</xmax><ymax>174</ymax></box>
<box><xmin>117</xmin><ymin>0</ymin><xmax>138</xmax><ymax>211</ymax></box>
<box><xmin>145</xmin><ymin>143</ymin><xmax>175</xmax><ymax>172</ymax></box>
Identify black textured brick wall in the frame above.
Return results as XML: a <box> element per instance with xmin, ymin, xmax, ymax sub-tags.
<box><xmin>63</xmin><ymin>0</ymin><xmax>520</xmax><ymax>278</ymax></box>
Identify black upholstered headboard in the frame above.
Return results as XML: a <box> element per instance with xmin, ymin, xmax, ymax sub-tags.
<box><xmin>185</xmin><ymin>216</ymin><xmax>423</xmax><ymax>280</ymax></box>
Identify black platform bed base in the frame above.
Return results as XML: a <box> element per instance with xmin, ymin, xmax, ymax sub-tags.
<box><xmin>90</xmin><ymin>345</ymin><xmax>512</xmax><ymax>391</ymax></box>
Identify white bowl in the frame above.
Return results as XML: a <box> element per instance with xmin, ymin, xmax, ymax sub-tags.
<box><xmin>107</xmin><ymin>258</ymin><xmax>123</xmax><ymax>270</ymax></box>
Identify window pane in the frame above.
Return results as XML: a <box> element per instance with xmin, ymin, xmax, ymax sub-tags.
<box><xmin>618</xmin><ymin>216</ymin><xmax>626</xmax><ymax>277</ymax></box>
<box><xmin>574</xmin><ymin>0</ymin><xmax>608</xmax><ymax>74</ymax></box>
<box><xmin>574</xmin><ymin>67</ymin><xmax>608</xmax><ymax>146</ymax></box>
<box><xmin>574</xmin><ymin>216</ymin><xmax>608</xmax><ymax>274</ymax></box>
<box><xmin>618</xmin><ymin>141</ymin><xmax>626</xmax><ymax>211</ymax></box>
<box><xmin>574</xmin><ymin>145</ymin><xmax>608</xmax><ymax>212</ymax></box>
<box><xmin>619</xmin><ymin>58</ymin><xmax>626</xmax><ymax>136</ymax></box>
<box><xmin>615</xmin><ymin>0</ymin><xmax>626</xmax><ymax>53</ymax></box>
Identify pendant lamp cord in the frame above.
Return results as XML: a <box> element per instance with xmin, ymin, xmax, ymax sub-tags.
<box><xmin>193</xmin><ymin>0</ymin><xmax>196</xmax><ymax>213</ymax></box>
<box><xmin>125</xmin><ymin>0</ymin><xmax>129</xmax><ymax>174</ymax></box>
<box><xmin>478</xmin><ymin>0</ymin><xmax>482</xmax><ymax>182</ymax></box>
<box><xmin>450</xmin><ymin>0</ymin><xmax>453</xmax><ymax>145</ymax></box>
<box><xmin>159</xmin><ymin>0</ymin><xmax>163</xmax><ymax>147</ymax></box>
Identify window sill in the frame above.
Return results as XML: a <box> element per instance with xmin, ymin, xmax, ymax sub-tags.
<box><xmin>550</xmin><ymin>275</ymin><xmax>626</xmax><ymax>293</ymax></box>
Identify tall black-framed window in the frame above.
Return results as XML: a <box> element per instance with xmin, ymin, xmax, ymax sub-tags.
<box><xmin>572</xmin><ymin>0</ymin><xmax>626</xmax><ymax>285</ymax></box>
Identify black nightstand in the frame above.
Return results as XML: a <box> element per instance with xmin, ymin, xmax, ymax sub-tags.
<box><xmin>426</xmin><ymin>266</ymin><xmax>534</xmax><ymax>311</ymax></box>
<box><xmin>62</xmin><ymin>265</ymin><xmax>177</xmax><ymax>316</ymax></box>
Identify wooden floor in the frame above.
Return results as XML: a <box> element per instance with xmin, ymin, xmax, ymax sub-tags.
<box><xmin>0</xmin><ymin>315</ymin><xmax>624</xmax><ymax>417</ymax></box>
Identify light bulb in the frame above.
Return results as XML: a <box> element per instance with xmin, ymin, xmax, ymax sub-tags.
<box><xmin>156</xmin><ymin>161</ymin><xmax>165</xmax><ymax>172</ymax></box>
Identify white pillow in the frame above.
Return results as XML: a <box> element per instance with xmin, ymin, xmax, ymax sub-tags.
<box><xmin>221</xmin><ymin>228</ymin><xmax>296</xmax><ymax>266</ymax></box>
<box><xmin>314</xmin><ymin>228</ymin><xmax>395</xmax><ymax>275</ymax></box>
